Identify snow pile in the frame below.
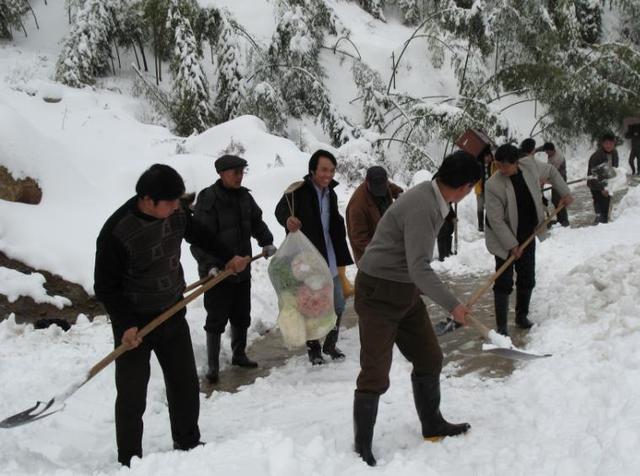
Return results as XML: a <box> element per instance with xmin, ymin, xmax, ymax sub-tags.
<box><xmin>0</xmin><ymin>267</ymin><xmax>70</xmax><ymax>308</ymax></box>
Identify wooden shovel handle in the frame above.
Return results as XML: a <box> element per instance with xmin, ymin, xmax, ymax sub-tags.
<box><xmin>86</xmin><ymin>253</ymin><xmax>265</xmax><ymax>381</ymax></box>
<box><xmin>462</xmin><ymin>204</ymin><xmax>566</xmax><ymax>339</ymax></box>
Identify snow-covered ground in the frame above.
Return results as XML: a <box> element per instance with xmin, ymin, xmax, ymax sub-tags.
<box><xmin>2</xmin><ymin>2</ymin><xmax>640</xmax><ymax>475</ymax></box>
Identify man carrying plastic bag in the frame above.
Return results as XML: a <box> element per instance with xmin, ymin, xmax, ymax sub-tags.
<box><xmin>274</xmin><ymin>150</ymin><xmax>354</xmax><ymax>364</ymax></box>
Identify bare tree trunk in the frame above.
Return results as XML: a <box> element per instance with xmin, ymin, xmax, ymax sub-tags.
<box><xmin>110</xmin><ymin>49</ymin><xmax>116</xmax><ymax>75</ymax></box>
<box><xmin>19</xmin><ymin>19</ymin><xmax>28</xmax><ymax>37</ymax></box>
<box><xmin>25</xmin><ymin>0</ymin><xmax>39</xmax><ymax>29</ymax></box>
<box><xmin>133</xmin><ymin>43</ymin><xmax>141</xmax><ymax>69</ymax></box>
<box><xmin>137</xmin><ymin>37</ymin><xmax>148</xmax><ymax>72</ymax></box>
<box><xmin>154</xmin><ymin>52</ymin><xmax>159</xmax><ymax>85</ymax></box>
<box><xmin>114</xmin><ymin>41</ymin><xmax>121</xmax><ymax>69</ymax></box>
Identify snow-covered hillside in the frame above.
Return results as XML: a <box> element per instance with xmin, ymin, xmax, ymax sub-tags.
<box><xmin>1</xmin><ymin>2</ymin><xmax>640</xmax><ymax>475</ymax></box>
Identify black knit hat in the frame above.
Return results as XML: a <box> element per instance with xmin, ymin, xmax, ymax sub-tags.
<box><xmin>135</xmin><ymin>164</ymin><xmax>185</xmax><ymax>201</ymax></box>
<box><xmin>215</xmin><ymin>155</ymin><xmax>248</xmax><ymax>173</ymax></box>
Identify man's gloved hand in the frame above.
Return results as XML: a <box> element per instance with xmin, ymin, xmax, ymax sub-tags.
<box><xmin>263</xmin><ymin>244</ymin><xmax>277</xmax><ymax>258</ymax></box>
<box><xmin>208</xmin><ymin>267</ymin><xmax>220</xmax><ymax>277</ymax></box>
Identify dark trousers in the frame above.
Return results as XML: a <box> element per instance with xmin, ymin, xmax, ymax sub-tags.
<box><xmin>355</xmin><ymin>271</ymin><xmax>443</xmax><ymax>395</ymax></box>
<box><xmin>203</xmin><ymin>279</ymin><xmax>251</xmax><ymax>334</ymax></box>
<box><xmin>493</xmin><ymin>240</ymin><xmax>536</xmax><ymax>295</ymax></box>
<box><xmin>591</xmin><ymin>190</ymin><xmax>611</xmax><ymax>224</ymax></box>
<box><xmin>629</xmin><ymin>149</ymin><xmax>640</xmax><ymax>175</ymax></box>
<box><xmin>551</xmin><ymin>189</ymin><xmax>569</xmax><ymax>226</ymax></box>
<box><xmin>113</xmin><ymin>308</ymin><xmax>200</xmax><ymax>466</ymax></box>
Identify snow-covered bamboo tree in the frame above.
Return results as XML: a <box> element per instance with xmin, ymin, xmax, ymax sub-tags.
<box><xmin>166</xmin><ymin>0</ymin><xmax>213</xmax><ymax>135</ymax></box>
<box><xmin>55</xmin><ymin>0</ymin><xmax>119</xmax><ymax>87</ymax></box>
<box><xmin>213</xmin><ymin>12</ymin><xmax>245</xmax><ymax>123</ymax></box>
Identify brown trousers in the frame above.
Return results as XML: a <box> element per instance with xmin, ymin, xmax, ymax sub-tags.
<box><xmin>355</xmin><ymin>271</ymin><xmax>443</xmax><ymax>395</ymax></box>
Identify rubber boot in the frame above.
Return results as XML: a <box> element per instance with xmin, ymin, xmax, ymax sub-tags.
<box><xmin>353</xmin><ymin>391</ymin><xmax>379</xmax><ymax>466</ymax></box>
<box><xmin>515</xmin><ymin>288</ymin><xmax>534</xmax><ymax>329</ymax></box>
<box><xmin>307</xmin><ymin>340</ymin><xmax>325</xmax><ymax>365</ymax></box>
<box><xmin>494</xmin><ymin>292</ymin><xmax>510</xmax><ymax>336</ymax></box>
<box><xmin>477</xmin><ymin>211</ymin><xmax>484</xmax><ymax>232</ymax></box>
<box><xmin>205</xmin><ymin>332</ymin><xmax>221</xmax><ymax>384</ymax></box>
<box><xmin>230</xmin><ymin>326</ymin><xmax>258</xmax><ymax>368</ymax></box>
<box><xmin>322</xmin><ymin>315</ymin><xmax>345</xmax><ymax>360</ymax></box>
<box><xmin>411</xmin><ymin>373</ymin><xmax>470</xmax><ymax>441</ymax></box>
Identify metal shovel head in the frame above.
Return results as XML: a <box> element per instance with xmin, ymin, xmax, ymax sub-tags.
<box><xmin>482</xmin><ymin>344</ymin><xmax>552</xmax><ymax>361</ymax></box>
<box><xmin>592</xmin><ymin>163</ymin><xmax>616</xmax><ymax>180</ymax></box>
<box><xmin>0</xmin><ymin>398</ymin><xmax>62</xmax><ymax>429</ymax></box>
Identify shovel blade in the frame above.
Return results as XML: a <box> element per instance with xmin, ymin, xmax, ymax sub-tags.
<box><xmin>0</xmin><ymin>399</ymin><xmax>61</xmax><ymax>429</ymax></box>
<box><xmin>483</xmin><ymin>346</ymin><xmax>551</xmax><ymax>361</ymax></box>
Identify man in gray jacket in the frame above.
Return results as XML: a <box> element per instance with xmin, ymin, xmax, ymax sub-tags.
<box><xmin>352</xmin><ymin>151</ymin><xmax>480</xmax><ymax>467</ymax></box>
<box><xmin>485</xmin><ymin>144</ymin><xmax>573</xmax><ymax>336</ymax></box>
<box><xmin>538</xmin><ymin>142</ymin><xmax>569</xmax><ymax>227</ymax></box>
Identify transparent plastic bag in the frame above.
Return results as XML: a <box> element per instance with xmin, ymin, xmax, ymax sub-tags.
<box><xmin>268</xmin><ymin>231</ymin><xmax>337</xmax><ymax>348</ymax></box>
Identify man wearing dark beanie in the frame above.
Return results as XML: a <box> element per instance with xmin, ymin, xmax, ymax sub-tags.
<box><xmin>94</xmin><ymin>163</ymin><xmax>249</xmax><ymax>466</ymax></box>
<box><xmin>346</xmin><ymin>165</ymin><xmax>403</xmax><ymax>264</ymax></box>
<box><xmin>485</xmin><ymin>144</ymin><xmax>572</xmax><ymax>336</ymax></box>
<box><xmin>352</xmin><ymin>151</ymin><xmax>480</xmax><ymax>466</ymax></box>
<box><xmin>191</xmin><ymin>155</ymin><xmax>276</xmax><ymax>384</ymax></box>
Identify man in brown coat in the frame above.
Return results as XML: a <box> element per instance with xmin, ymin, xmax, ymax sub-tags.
<box><xmin>346</xmin><ymin>166</ymin><xmax>403</xmax><ymax>264</ymax></box>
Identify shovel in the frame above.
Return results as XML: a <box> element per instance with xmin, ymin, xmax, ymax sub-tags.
<box><xmin>435</xmin><ymin>205</ymin><xmax>567</xmax><ymax>360</ymax></box>
<box><xmin>0</xmin><ymin>253</ymin><xmax>266</xmax><ymax>429</ymax></box>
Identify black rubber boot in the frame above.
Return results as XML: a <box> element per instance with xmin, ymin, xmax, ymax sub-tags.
<box><xmin>205</xmin><ymin>332</ymin><xmax>221</xmax><ymax>384</ymax></box>
<box><xmin>494</xmin><ymin>292</ymin><xmax>510</xmax><ymax>336</ymax></box>
<box><xmin>230</xmin><ymin>326</ymin><xmax>258</xmax><ymax>368</ymax></box>
<box><xmin>411</xmin><ymin>373</ymin><xmax>470</xmax><ymax>441</ymax></box>
<box><xmin>307</xmin><ymin>340</ymin><xmax>325</xmax><ymax>365</ymax></box>
<box><xmin>515</xmin><ymin>288</ymin><xmax>534</xmax><ymax>329</ymax></box>
<box><xmin>173</xmin><ymin>441</ymin><xmax>205</xmax><ymax>451</ymax></box>
<box><xmin>477</xmin><ymin>211</ymin><xmax>484</xmax><ymax>232</ymax></box>
<box><xmin>322</xmin><ymin>316</ymin><xmax>345</xmax><ymax>360</ymax></box>
<box><xmin>353</xmin><ymin>391</ymin><xmax>379</xmax><ymax>466</ymax></box>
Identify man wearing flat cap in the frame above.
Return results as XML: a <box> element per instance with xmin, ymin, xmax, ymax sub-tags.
<box><xmin>346</xmin><ymin>166</ymin><xmax>403</xmax><ymax>264</ymax></box>
<box><xmin>191</xmin><ymin>155</ymin><xmax>276</xmax><ymax>384</ymax></box>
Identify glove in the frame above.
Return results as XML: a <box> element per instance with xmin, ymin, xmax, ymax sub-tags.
<box><xmin>208</xmin><ymin>267</ymin><xmax>220</xmax><ymax>277</ymax></box>
<box><xmin>263</xmin><ymin>244</ymin><xmax>277</xmax><ymax>258</ymax></box>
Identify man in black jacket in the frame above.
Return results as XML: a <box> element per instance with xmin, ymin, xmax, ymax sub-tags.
<box><xmin>587</xmin><ymin>131</ymin><xmax>619</xmax><ymax>224</ymax></box>
<box><xmin>191</xmin><ymin>155</ymin><xmax>276</xmax><ymax>384</ymax></box>
<box><xmin>275</xmin><ymin>149</ymin><xmax>354</xmax><ymax>365</ymax></box>
<box><xmin>94</xmin><ymin>164</ymin><xmax>248</xmax><ymax>466</ymax></box>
